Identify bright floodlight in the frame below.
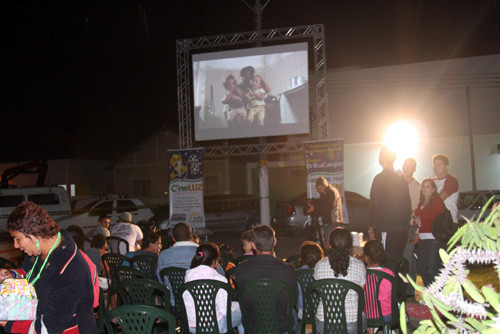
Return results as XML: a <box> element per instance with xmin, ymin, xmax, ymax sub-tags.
<box><xmin>384</xmin><ymin>121</ymin><xmax>419</xmax><ymax>166</ymax></box>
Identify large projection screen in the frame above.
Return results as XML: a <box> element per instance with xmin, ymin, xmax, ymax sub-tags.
<box><xmin>192</xmin><ymin>42</ymin><xmax>309</xmax><ymax>141</ymax></box>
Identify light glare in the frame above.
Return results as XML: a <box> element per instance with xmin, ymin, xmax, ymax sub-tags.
<box><xmin>384</xmin><ymin>121</ymin><xmax>419</xmax><ymax>168</ymax></box>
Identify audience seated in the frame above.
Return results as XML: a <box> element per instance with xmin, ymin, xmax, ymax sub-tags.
<box><xmin>314</xmin><ymin>228</ymin><xmax>367</xmax><ymax>334</ymax></box>
<box><xmin>88</xmin><ymin>214</ymin><xmax>111</xmax><ymax>239</ymax></box>
<box><xmin>240</xmin><ymin>230</ymin><xmax>255</xmax><ymax>256</ymax></box>
<box><xmin>157</xmin><ymin>223</ymin><xmax>199</xmax><ymax>304</ymax></box>
<box><xmin>182</xmin><ymin>243</ymin><xmax>244</xmax><ymax>333</ymax></box>
<box><xmin>126</xmin><ymin>232</ymin><xmax>161</xmax><ymax>259</ymax></box>
<box><xmin>363</xmin><ymin>240</ymin><xmax>394</xmax><ymax>334</ymax></box>
<box><xmin>236</xmin><ymin>225</ymin><xmax>298</xmax><ymax>334</ymax></box>
<box><xmin>297</xmin><ymin>241</ymin><xmax>324</xmax><ymax>319</ymax></box>
<box><xmin>219</xmin><ymin>243</ymin><xmax>236</xmax><ymax>271</ymax></box>
<box><xmin>85</xmin><ymin>234</ymin><xmax>108</xmax><ymax>275</ymax></box>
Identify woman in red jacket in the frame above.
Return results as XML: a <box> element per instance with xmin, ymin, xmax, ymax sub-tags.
<box><xmin>413</xmin><ymin>178</ymin><xmax>445</xmax><ymax>286</ymax></box>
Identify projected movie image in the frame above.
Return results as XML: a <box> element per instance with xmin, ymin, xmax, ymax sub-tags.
<box><xmin>192</xmin><ymin>42</ymin><xmax>309</xmax><ymax>141</ymax></box>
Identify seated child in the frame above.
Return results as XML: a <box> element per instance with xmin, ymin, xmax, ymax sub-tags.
<box><xmin>297</xmin><ymin>241</ymin><xmax>324</xmax><ymax>319</ymax></box>
<box><xmin>219</xmin><ymin>243</ymin><xmax>236</xmax><ymax>271</ymax></box>
<box><xmin>85</xmin><ymin>234</ymin><xmax>108</xmax><ymax>276</ymax></box>
<box><xmin>241</xmin><ymin>230</ymin><xmax>255</xmax><ymax>256</ymax></box>
<box><xmin>363</xmin><ymin>240</ymin><xmax>394</xmax><ymax>334</ymax></box>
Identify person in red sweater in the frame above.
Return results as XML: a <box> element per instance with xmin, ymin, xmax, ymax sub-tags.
<box><xmin>412</xmin><ymin>178</ymin><xmax>445</xmax><ymax>286</ymax></box>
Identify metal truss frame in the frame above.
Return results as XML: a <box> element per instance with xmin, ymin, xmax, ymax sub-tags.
<box><xmin>176</xmin><ymin>24</ymin><xmax>329</xmax><ymax>158</ymax></box>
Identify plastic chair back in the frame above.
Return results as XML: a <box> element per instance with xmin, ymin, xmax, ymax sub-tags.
<box><xmin>102</xmin><ymin>253</ymin><xmax>129</xmax><ymax>288</ymax></box>
<box><xmin>365</xmin><ymin>269</ymin><xmax>400</xmax><ymax>333</ymax></box>
<box><xmin>115</xmin><ymin>265</ymin><xmax>147</xmax><ymax>283</ymax></box>
<box><xmin>104</xmin><ymin>304</ymin><xmax>176</xmax><ymax>334</ymax></box>
<box><xmin>130</xmin><ymin>255</ymin><xmax>158</xmax><ymax>281</ymax></box>
<box><xmin>159</xmin><ymin>267</ymin><xmax>187</xmax><ymax>318</ymax></box>
<box><xmin>296</xmin><ymin>268</ymin><xmax>318</xmax><ymax>334</ymax></box>
<box><xmin>385</xmin><ymin>254</ymin><xmax>409</xmax><ymax>302</ymax></box>
<box><xmin>107</xmin><ymin>236</ymin><xmax>130</xmax><ymax>255</ymax></box>
<box><xmin>307</xmin><ymin>278</ymin><xmax>364</xmax><ymax>334</ymax></box>
<box><xmin>237</xmin><ymin>278</ymin><xmax>296</xmax><ymax>334</ymax></box>
<box><xmin>118</xmin><ymin>278</ymin><xmax>170</xmax><ymax>308</ymax></box>
<box><xmin>96</xmin><ymin>288</ymin><xmax>106</xmax><ymax>333</ymax></box>
<box><xmin>179</xmin><ymin>279</ymin><xmax>234</xmax><ymax>334</ymax></box>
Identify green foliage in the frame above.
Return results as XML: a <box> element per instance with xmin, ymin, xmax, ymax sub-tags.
<box><xmin>401</xmin><ymin>197</ymin><xmax>500</xmax><ymax>333</ymax></box>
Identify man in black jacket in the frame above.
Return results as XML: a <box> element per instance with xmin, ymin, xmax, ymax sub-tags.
<box><xmin>368</xmin><ymin>146</ymin><xmax>412</xmax><ymax>257</ymax></box>
<box><xmin>236</xmin><ymin>225</ymin><xmax>297</xmax><ymax>333</ymax></box>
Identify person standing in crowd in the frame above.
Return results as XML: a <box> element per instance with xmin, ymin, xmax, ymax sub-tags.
<box><xmin>314</xmin><ymin>228</ymin><xmax>366</xmax><ymax>334</ymax></box>
<box><xmin>369</xmin><ymin>146</ymin><xmax>412</xmax><ymax>257</ymax></box>
<box><xmin>400</xmin><ymin>158</ymin><xmax>421</xmax><ymax>295</ymax></box>
<box><xmin>88</xmin><ymin>214</ymin><xmax>111</xmax><ymax>239</ymax></box>
<box><xmin>236</xmin><ymin>225</ymin><xmax>298</xmax><ymax>334</ymax></box>
<box><xmin>432</xmin><ymin>154</ymin><xmax>459</xmax><ymax>224</ymax></box>
<box><xmin>306</xmin><ymin>176</ymin><xmax>344</xmax><ymax>244</ymax></box>
<box><xmin>413</xmin><ymin>178</ymin><xmax>446</xmax><ymax>286</ymax></box>
<box><xmin>109</xmin><ymin>211</ymin><xmax>143</xmax><ymax>254</ymax></box>
<box><xmin>0</xmin><ymin>202</ymin><xmax>97</xmax><ymax>334</ymax></box>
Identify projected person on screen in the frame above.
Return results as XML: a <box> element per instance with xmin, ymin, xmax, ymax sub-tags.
<box><xmin>246</xmin><ymin>75</ymin><xmax>267</xmax><ymax>126</ymax></box>
<box><xmin>239</xmin><ymin>66</ymin><xmax>271</xmax><ymax>96</ymax></box>
<box><xmin>222</xmin><ymin>74</ymin><xmax>246</xmax><ymax>127</ymax></box>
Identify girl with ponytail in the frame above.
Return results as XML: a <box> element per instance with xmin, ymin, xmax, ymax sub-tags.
<box><xmin>183</xmin><ymin>243</ymin><xmax>244</xmax><ymax>333</ymax></box>
<box><xmin>313</xmin><ymin>228</ymin><xmax>367</xmax><ymax>334</ymax></box>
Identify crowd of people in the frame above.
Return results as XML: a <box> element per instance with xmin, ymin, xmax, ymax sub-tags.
<box><xmin>0</xmin><ymin>146</ymin><xmax>463</xmax><ymax>333</ymax></box>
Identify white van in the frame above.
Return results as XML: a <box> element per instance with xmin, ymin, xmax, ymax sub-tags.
<box><xmin>0</xmin><ymin>186</ymin><xmax>71</xmax><ymax>234</ymax></box>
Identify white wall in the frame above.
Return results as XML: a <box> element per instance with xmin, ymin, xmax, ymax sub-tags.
<box><xmin>331</xmin><ymin>55</ymin><xmax>500</xmax><ymax>198</ymax></box>
<box><xmin>344</xmin><ymin>134</ymin><xmax>500</xmax><ymax>198</ymax></box>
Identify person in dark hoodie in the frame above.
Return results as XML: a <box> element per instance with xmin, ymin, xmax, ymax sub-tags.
<box><xmin>0</xmin><ymin>201</ymin><xmax>97</xmax><ymax>334</ymax></box>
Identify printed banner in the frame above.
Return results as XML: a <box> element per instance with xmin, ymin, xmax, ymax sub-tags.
<box><xmin>168</xmin><ymin>148</ymin><xmax>205</xmax><ymax>229</ymax></box>
<box><xmin>304</xmin><ymin>139</ymin><xmax>349</xmax><ymax>224</ymax></box>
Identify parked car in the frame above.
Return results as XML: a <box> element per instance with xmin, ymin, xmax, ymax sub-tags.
<box><xmin>0</xmin><ymin>186</ymin><xmax>71</xmax><ymax>234</ymax></box>
<box><xmin>458</xmin><ymin>190</ymin><xmax>500</xmax><ymax>225</ymax></box>
<box><xmin>56</xmin><ymin>198</ymin><xmax>154</xmax><ymax>235</ymax></box>
<box><xmin>150</xmin><ymin>194</ymin><xmax>260</xmax><ymax>233</ymax></box>
<box><xmin>272</xmin><ymin>191</ymin><xmax>370</xmax><ymax>235</ymax></box>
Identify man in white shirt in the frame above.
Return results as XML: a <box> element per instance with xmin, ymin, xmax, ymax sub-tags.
<box><xmin>109</xmin><ymin>211</ymin><xmax>143</xmax><ymax>254</ymax></box>
<box><xmin>432</xmin><ymin>154</ymin><xmax>459</xmax><ymax>223</ymax></box>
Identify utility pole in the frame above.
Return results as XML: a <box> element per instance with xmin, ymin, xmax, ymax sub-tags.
<box><xmin>241</xmin><ymin>0</ymin><xmax>271</xmax><ymax>225</ymax></box>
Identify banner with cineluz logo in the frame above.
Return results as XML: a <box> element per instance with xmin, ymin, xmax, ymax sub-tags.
<box><xmin>168</xmin><ymin>148</ymin><xmax>205</xmax><ymax>228</ymax></box>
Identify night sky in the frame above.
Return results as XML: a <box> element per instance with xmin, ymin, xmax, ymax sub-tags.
<box><xmin>2</xmin><ymin>0</ymin><xmax>499</xmax><ymax>161</ymax></box>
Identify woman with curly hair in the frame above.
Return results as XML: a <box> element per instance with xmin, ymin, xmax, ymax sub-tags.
<box><xmin>0</xmin><ymin>202</ymin><xmax>97</xmax><ymax>334</ymax></box>
<box><xmin>313</xmin><ymin>228</ymin><xmax>366</xmax><ymax>334</ymax></box>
